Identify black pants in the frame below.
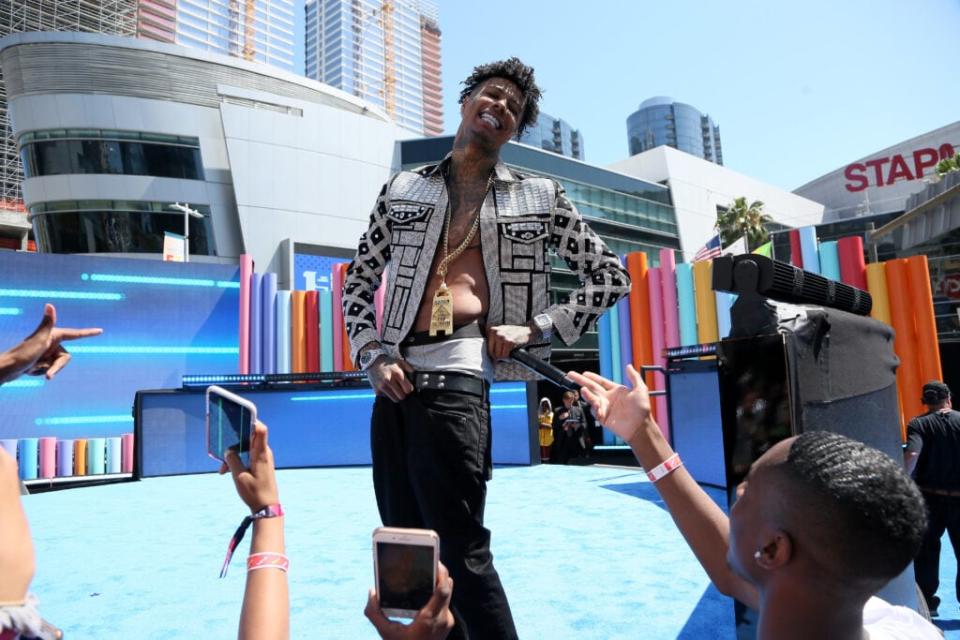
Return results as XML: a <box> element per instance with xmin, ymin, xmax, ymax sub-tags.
<box><xmin>371</xmin><ymin>388</ymin><xmax>518</xmax><ymax>640</ymax></box>
<box><xmin>915</xmin><ymin>493</ymin><xmax>960</xmax><ymax>610</ymax></box>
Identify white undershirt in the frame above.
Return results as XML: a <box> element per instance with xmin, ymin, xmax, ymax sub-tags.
<box><xmin>862</xmin><ymin>596</ymin><xmax>942</xmax><ymax>639</ymax></box>
<box><xmin>402</xmin><ymin>336</ymin><xmax>494</xmax><ymax>381</ymax></box>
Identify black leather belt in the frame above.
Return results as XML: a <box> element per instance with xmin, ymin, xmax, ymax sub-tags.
<box><xmin>412</xmin><ymin>371</ymin><xmax>487</xmax><ymax>397</ymax></box>
<box><xmin>403</xmin><ymin>322</ymin><xmax>484</xmax><ymax>348</ymax></box>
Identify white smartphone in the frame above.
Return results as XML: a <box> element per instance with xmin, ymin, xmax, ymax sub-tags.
<box><xmin>206</xmin><ymin>385</ymin><xmax>257</xmax><ymax>467</ymax></box>
<box><xmin>372</xmin><ymin>527</ymin><xmax>439</xmax><ymax>619</ymax></box>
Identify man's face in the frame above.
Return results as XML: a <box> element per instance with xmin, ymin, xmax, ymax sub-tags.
<box><xmin>459</xmin><ymin>77</ymin><xmax>525</xmax><ymax>150</ymax></box>
<box><xmin>727</xmin><ymin>437</ymin><xmax>794</xmax><ymax>583</ymax></box>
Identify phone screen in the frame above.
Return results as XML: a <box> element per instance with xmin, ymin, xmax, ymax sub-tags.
<box><xmin>208</xmin><ymin>392</ymin><xmax>252</xmax><ymax>465</ymax></box>
<box><xmin>376</xmin><ymin>541</ymin><xmax>435</xmax><ymax>614</ymax></box>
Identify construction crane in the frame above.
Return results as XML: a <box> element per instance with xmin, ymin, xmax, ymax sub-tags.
<box><xmin>351</xmin><ymin>0</ymin><xmax>397</xmax><ymax>120</ymax></box>
<box><xmin>243</xmin><ymin>0</ymin><xmax>256</xmax><ymax>60</ymax></box>
<box><xmin>380</xmin><ymin>0</ymin><xmax>395</xmax><ymax>118</ymax></box>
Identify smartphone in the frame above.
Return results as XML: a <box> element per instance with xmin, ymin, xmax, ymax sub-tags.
<box><xmin>373</xmin><ymin>527</ymin><xmax>439</xmax><ymax>619</ymax></box>
<box><xmin>206</xmin><ymin>385</ymin><xmax>256</xmax><ymax>466</ymax></box>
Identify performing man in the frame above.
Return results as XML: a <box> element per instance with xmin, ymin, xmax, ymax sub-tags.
<box><xmin>342</xmin><ymin>57</ymin><xmax>631</xmax><ymax>639</ymax></box>
<box><xmin>905</xmin><ymin>380</ymin><xmax>960</xmax><ymax>617</ymax></box>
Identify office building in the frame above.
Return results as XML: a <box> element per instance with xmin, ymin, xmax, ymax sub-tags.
<box><xmin>0</xmin><ymin>0</ymin><xmax>138</xmax><ymax>226</ymax></box>
<box><xmin>137</xmin><ymin>0</ymin><xmax>304</xmax><ymax>74</ymax></box>
<box><xmin>305</xmin><ymin>0</ymin><xmax>441</xmax><ymax>135</ymax></box>
<box><xmin>0</xmin><ymin>32</ymin><xmax>400</xmax><ymax>284</ymax></box>
<box><xmin>627</xmin><ymin>97</ymin><xmax>723</xmax><ymax>164</ymax></box>
<box><xmin>518</xmin><ymin>111</ymin><xmax>584</xmax><ymax>160</ymax></box>
<box><xmin>610</xmin><ymin>145</ymin><xmax>823</xmax><ymax>262</ymax></box>
<box><xmin>789</xmin><ymin>120</ymin><xmax>960</xmax><ymax>350</ymax></box>
<box><xmin>0</xmin><ymin>0</ymin><xmax>302</xmax><ymax>246</ymax></box>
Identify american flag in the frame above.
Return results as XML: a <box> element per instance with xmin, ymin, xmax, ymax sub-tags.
<box><xmin>693</xmin><ymin>234</ymin><xmax>722</xmax><ymax>261</ymax></box>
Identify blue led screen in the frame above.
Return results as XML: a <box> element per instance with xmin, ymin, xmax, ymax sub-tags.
<box><xmin>669</xmin><ymin>368</ymin><xmax>726</xmax><ymax>487</ymax></box>
<box><xmin>138</xmin><ymin>381</ymin><xmax>533</xmax><ymax>476</ymax></box>
<box><xmin>0</xmin><ymin>252</ymin><xmax>239</xmax><ymax>443</ymax></box>
<box><xmin>294</xmin><ymin>253</ymin><xmax>344</xmax><ymax>291</ymax></box>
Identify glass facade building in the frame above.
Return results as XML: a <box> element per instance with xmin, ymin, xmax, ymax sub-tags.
<box><xmin>19</xmin><ymin>130</ymin><xmax>205</xmax><ymax>181</ymax></box>
<box><xmin>627</xmin><ymin>97</ymin><xmax>723</xmax><ymax>164</ymax></box>
<box><xmin>30</xmin><ymin>200</ymin><xmax>213</xmax><ymax>255</ymax></box>
<box><xmin>0</xmin><ymin>0</ymin><xmax>138</xmax><ymax>217</ymax></box>
<box><xmin>518</xmin><ymin>111</ymin><xmax>584</xmax><ymax>160</ymax></box>
<box><xmin>305</xmin><ymin>0</ymin><xmax>440</xmax><ymax>135</ymax></box>
<box><xmin>162</xmin><ymin>0</ymin><xmax>304</xmax><ymax>74</ymax></box>
<box><xmin>400</xmin><ymin>136</ymin><xmax>679</xmax><ymax>365</ymax></box>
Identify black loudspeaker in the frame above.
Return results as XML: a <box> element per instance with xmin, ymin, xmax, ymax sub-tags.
<box><xmin>717</xmin><ymin>303</ymin><xmax>916</xmax><ymax>638</ymax></box>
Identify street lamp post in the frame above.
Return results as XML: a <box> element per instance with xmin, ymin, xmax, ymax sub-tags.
<box><xmin>168</xmin><ymin>202</ymin><xmax>205</xmax><ymax>262</ymax></box>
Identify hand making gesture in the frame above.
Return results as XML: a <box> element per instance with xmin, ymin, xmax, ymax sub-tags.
<box><xmin>567</xmin><ymin>364</ymin><xmax>651</xmax><ymax>443</ymax></box>
<box><xmin>0</xmin><ymin>303</ymin><xmax>103</xmax><ymax>384</ymax></box>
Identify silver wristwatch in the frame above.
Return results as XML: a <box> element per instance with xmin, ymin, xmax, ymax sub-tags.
<box><xmin>359</xmin><ymin>347</ymin><xmax>386</xmax><ymax>371</ymax></box>
<box><xmin>532</xmin><ymin>313</ymin><xmax>553</xmax><ymax>342</ymax></box>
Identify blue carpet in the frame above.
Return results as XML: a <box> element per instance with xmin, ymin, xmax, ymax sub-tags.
<box><xmin>20</xmin><ymin>465</ymin><xmax>960</xmax><ymax>639</ymax></box>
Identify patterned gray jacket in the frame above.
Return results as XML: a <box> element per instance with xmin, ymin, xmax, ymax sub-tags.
<box><xmin>342</xmin><ymin>155</ymin><xmax>631</xmax><ymax>381</ymax></box>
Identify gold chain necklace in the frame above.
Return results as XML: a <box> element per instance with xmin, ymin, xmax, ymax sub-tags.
<box><xmin>429</xmin><ymin>172</ymin><xmax>494</xmax><ymax>337</ymax></box>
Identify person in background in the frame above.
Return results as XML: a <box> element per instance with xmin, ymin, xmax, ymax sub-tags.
<box><xmin>554</xmin><ymin>390</ymin><xmax>585</xmax><ymax>464</ymax></box>
<box><xmin>905</xmin><ymin>380</ymin><xmax>960</xmax><ymax>617</ymax></box>
<box><xmin>569</xmin><ymin>364</ymin><xmax>940</xmax><ymax>639</ymax></box>
<box><xmin>537</xmin><ymin>398</ymin><xmax>554</xmax><ymax>462</ymax></box>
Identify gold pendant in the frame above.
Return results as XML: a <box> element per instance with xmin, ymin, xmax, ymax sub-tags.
<box><xmin>429</xmin><ymin>282</ymin><xmax>454</xmax><ymax>337</ymax></box>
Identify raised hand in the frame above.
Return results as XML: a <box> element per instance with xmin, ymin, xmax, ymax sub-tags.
<box><xmin>1</xmin><ymin>303</ymin><xmax>103</xmax><ymax>383</ymax></box>
<box><xmin>567</xmin><ymin>365</ymin><xmax>651</xmax><ymax>443</ymax></box>
<box><xmin>221</xmin><ymin>420</ymin><xmax>280</xmax><ymax>512</ymax></box>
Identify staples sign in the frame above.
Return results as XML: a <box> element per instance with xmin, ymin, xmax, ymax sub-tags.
<box><xmin>942</xmin><ymin>273</ymin><xmax>960</xmax><ymax>301</ymax></box>
<box><xmin>844</xmin><ymin>143</ymin><xmax>956</xmax><ymax>193</ymax></box>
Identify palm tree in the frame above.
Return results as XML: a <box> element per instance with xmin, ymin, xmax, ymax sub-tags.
<box><xmin>936</xmin><ymin>152</ymin><xmax>960</xmax><ymax>177</ymax></box>
<box><xmin>715</xmin><ymin>196</ymin><xmax>773</xmax><ymax>252</ymax></box>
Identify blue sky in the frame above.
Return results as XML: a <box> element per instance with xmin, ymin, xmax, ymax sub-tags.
<box><xmin>438</xmin><ymin>0</ymin><xmax>960</xmax><ymax>191</ymax></box>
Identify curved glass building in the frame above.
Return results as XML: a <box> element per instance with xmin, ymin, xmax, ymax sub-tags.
<box><xmin>626</xmin><ymin>97</ymin><xmax>723</xmax><ymax>165</ymax></box>
<box><xmin>518</xmin><ymin>111</ymin><xmax>584</xmax><ymax>160</ymax></box>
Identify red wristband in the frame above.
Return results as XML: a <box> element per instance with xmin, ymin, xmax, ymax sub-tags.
<box><xmin>248</xmin><ymin>552</ymin><xmax>289</xmax><ymax>573</ymax></box>
<box><xmin>646</xmin><ymin>453</ymin><xmax>683</xmax><ymax>483</ymax></box>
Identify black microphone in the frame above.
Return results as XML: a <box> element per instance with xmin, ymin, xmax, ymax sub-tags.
<box><xmin>510</xmin><ymin>348</ymin><xmax>580</xmax><ymax>391</ymax></box>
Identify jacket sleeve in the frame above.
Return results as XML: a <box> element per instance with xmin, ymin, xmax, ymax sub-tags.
<box><xmin>543</xmin><ymin>182</ymin><xmax>631</xmax><ymax>345</ymax></box>
<box><xmin>342</xmin><ymin>179</ymin><xmax>393</xmax><ymax>366</ymax></box>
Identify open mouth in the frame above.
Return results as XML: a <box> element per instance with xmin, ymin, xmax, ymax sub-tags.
<box><xmin>479</xmin><ymin>112</ymin><xmax>502</xmax><ymax>130</ymax></box>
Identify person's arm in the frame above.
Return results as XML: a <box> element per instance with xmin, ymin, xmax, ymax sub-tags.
<box><xmin>342</xmin><ymin>180</ymin><xmax>394</xmax><ymax>367</ymax></box>
<box><xmin>0</xmin><ymin>449</ymin><xmax>34</xmax><ymax>604</ymax></box>
<box><xmin>544</xmin><ymin>183</ymin><xmax>631</xmax><ymax>346</ymax></box>
<box><xmin>485</xmin><ymin>183</ymin><xmax>632</xmax><ymax>360</ymax></box>
<box><xmin>904</xmin><ymin>419</ymin><xmax>923</xmax><ymax>475</ymax></box>
<box><xmin>0</xmin><ymin>304</ymin><xmax>102</xmax><ymax>384</ymax></box>
<box><xmin>341</xmin><ymin>179</ymin><xmax>415</xmax><ymax>402</ymax></box>
<box><xmin>221</xmin><ymin>422</ymin><xmax>288</xmax><ymax>640</ymax></box>
<box><xmin>568</xmin><ymin>365</ymin><xmax>760</xmax><ymax>609</ymax></box>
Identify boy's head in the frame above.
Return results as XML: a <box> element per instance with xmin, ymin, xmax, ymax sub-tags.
<box><xmin>728</xmin><ymin>431</ymin><xmax>926</xmax><ymax>595</ymax></box>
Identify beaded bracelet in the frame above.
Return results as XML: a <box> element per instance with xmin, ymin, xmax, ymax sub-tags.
<box><xmin>247</xmin><ymin>552</ymin><xmax>289</xmax><ymax>573</ymax></box>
